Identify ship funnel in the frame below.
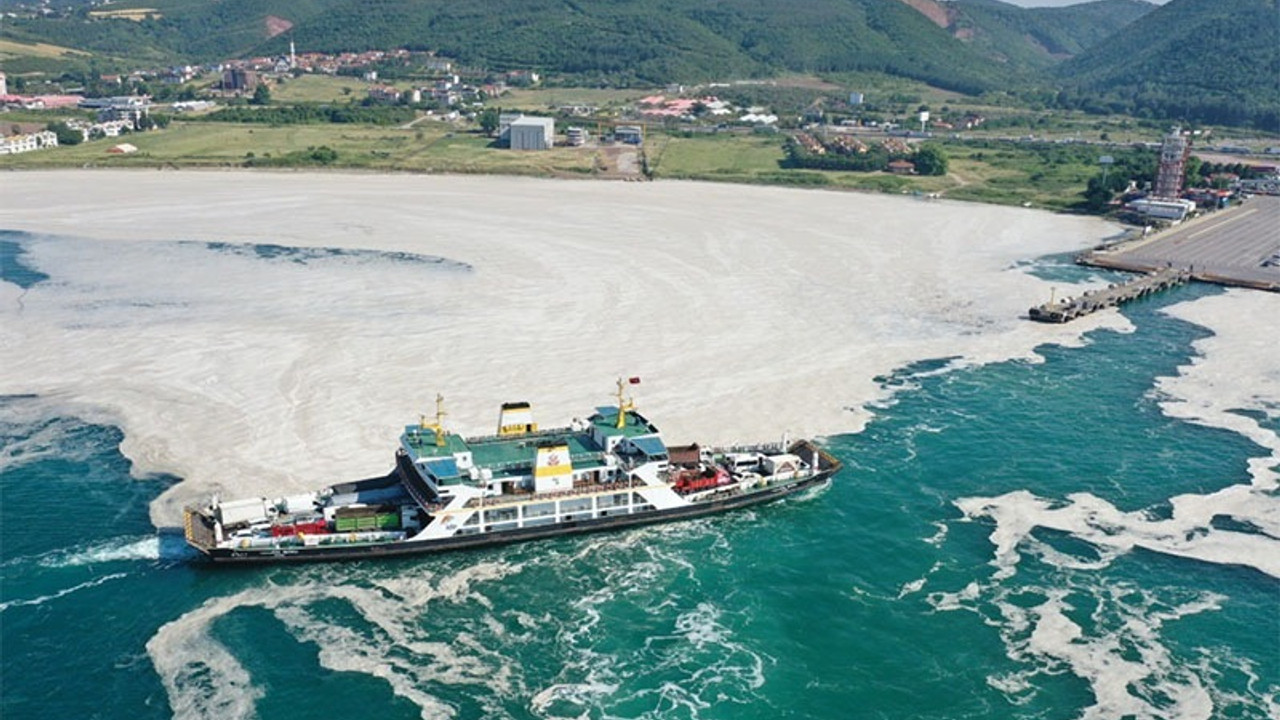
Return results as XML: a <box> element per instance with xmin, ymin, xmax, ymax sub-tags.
<box><xmin>498</xmin><ymin>401</ymin><xmax>537</xmax><ymax>437</ymax></box>
<box><xmin>533</xmin><ymin>443</ymin><xmax>573</xmax><ymax>493</ymax></box>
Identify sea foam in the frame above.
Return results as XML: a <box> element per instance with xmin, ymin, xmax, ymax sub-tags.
<box><xmin>0</xmin><ymin>171</ymin><xmax>1124</xmax><ymax>526</ymax></box>
<box><xmin>944</xmin><ymin>288</ymin><xmax>1280</xmax><ymax>719</ymax></box>
<box><xmin>956</xmin><ymin>289</ymin><xmax>1280</xmax><ymax>581</ymax></box>
<box><xmin>147</xmin><ymin>561</ymin><xmax>525</xmax><ymax>720</ymax></box>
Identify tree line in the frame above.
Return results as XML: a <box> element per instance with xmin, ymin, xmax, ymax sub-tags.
<box><xmin>784</xmin><ymin>137</ymin><xmax>948</xmax><ymax>176</ymax></box>
<box><xmin>192</xmin><ymin>105</ymin><xmax>415</xmax><ymax>126</ymax></box>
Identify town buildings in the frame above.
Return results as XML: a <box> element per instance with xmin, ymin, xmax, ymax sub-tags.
<box><xmin>0</xmin><ymin>129</ymin><xmax>57</xmax><ymax>155</ymax></box>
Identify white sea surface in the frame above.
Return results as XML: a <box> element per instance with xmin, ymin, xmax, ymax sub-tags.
<box><xmin>0</xmin><ymin>170</ymin><xmax>1139</xmax><ymax>523</ymax></box>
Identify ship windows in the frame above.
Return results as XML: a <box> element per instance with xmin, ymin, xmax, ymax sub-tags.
<box><xmin>598</xmin><ymin>493</ymin><xmax>629</xmax><ymax>509</ymax></box>
<box><xmin>484</xmin><ymin>507</ymin><xmax>517</xmax><ymax>524</ymax></box>
<box><xmin>523</xmin><ymin>502</ymin><xmax>555</xmax><ymax>519</ymax></box>
<box><xmin>561</xmin><ymin>498</ymin><xmax>592</xmax><ymax>514</ymax></box>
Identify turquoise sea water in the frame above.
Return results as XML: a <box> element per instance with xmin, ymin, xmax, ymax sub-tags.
<box><xmin>1</xmin><ymin>244</ymin><xmax>1277</xmax><ymax>719</ymax></box>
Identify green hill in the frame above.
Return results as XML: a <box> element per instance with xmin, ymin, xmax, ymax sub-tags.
<box><xmin>1056</xmin><ymin>0</ymin><xmax>1280</xmax><ymax>128</ymax></box>
<box><xmin>1</xmin><ymin>0</ymin><xmax>1141</xmax><ymax>93</ymax></box>
<box><xmin>945</xmin><ymin>0</ymin><xmax>1155</xmax><ymax>69</ymax></box>
<box><xmin>7</xmin><ymin>0</ymin><xmax>1267</xmax><ymax>130</ymax></box>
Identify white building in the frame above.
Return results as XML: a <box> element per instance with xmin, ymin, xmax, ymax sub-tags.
<box><xmin>509</xmin><ymin>116</ymin><xmax>555</xmax><ymax>150</ymax></box>
<box><xmin>497</xmin><ymin>112</ymin><xmax>525</xmax><ymax>144</ymax></box>
<box><xmin>1128</xmin><ymin>197</ymin><xmax>1196</xmax><ymax>221</ymax></box>
<box><xmin>0</xmin><ymin>71</ymin><xmax>7</xmax><ymax>96</ymax></box>
<box><xmin>0</xmin><ymin>130</ymin><xmax>58</xmax><ymax>155</ymax></box>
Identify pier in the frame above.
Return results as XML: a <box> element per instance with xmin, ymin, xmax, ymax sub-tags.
<box><xmin>1029</xmin><ymin>267</ymin><xmax>1191</xmax><ymax>323</ymax></box>
<box><xmin>1031</xmin><ymin>195</ymin><xmax>1279</xmax><ymax>323</ymax></box>
<box><xmin>1078</xmin><ymin>195</ymin><xmax>1280</xmax><ymax>292</ymax></box>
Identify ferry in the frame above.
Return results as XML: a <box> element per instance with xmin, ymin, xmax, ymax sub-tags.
<box><xmin>184</xmin><ymin>380</ymin><xmax>842</xmax><ymax>564</ymax></box>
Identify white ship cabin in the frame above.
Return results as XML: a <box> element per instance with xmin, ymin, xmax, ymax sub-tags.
<box><xmin>399</xmin><ymin>403</ymin><xmax>670</xmax><ymax>503</ymax></box>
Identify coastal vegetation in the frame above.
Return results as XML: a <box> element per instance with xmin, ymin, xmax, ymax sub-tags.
<box><xmin>1</xmin><ymin>0</ymin><xmax>1276</xmax><ymax>214</ymax></box>
<box><xmin>4</xmin><ymin>0</ymin><xmax>1275</xmax><ymax>130</ymax></box>
<box><xmin>0</xmin><ymin>121</ymin><xmax>600</xmax><ymax>175</ymax></box>
<box><xmin>4</xmin><ymin>110</ymin><xmax>1162</xmax><ymax>212</ymax></box>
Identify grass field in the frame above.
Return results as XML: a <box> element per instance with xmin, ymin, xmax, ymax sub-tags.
<box><xmin>0</xmin><ymin>121</ymin><xmax>598</xmax><ymax>176</ymax></box>
<box><xmin>643</xmin><ymin>131</ymin><xmax>1105</xmax><ymax>208</ymax></box>
<box><xmin>270</xmin><ymin>76</ymin><xmax>384</xmax><ymax>104</ymax></box>
<box><xmin>0</xmin><ymin>39</ymin><xmax>90</xmax><ymax>59</ymax></box>
<box><xmin>648</xmin><ymin>133</ymin><xmax>788</xmax><ymax>181</ymax></box>
<box><xmin>1</xmin><ymin>112</ymin><xmax>1109</xmax><ymax>209</ymax></box>
<box><xmin>940</xmin><ymin>143</ymin><xmax>1099</xmax><ymax>209</ymax></box>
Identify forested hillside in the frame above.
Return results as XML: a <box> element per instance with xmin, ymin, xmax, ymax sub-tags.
<box><xmin>3</xmin><ymin>0</ymin><xmax>1140</xmax><ymax>92</ymax></box>
<box><xmin>4</xmin><ymin>0</ymin><xmax>1273</xmax><ymax>129</ymax></box>
<box><xmin>946</xmin><ymin>0</ymin><xmax>1154</xmax><ymax>69</ymax></box>
<box><xmin>1057</xmin><ymin>0</ymin><xmax>1280</xmax><ymax>128</ymax></box>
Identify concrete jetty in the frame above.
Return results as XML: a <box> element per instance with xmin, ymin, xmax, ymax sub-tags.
<box><xmin>1078</xmin><ymin>196</ymin><xmax>1280</xmax><ymax>292</ymax></box>
<box><xmin>1029</xmin><ymin>268</ymin><xmax>1191</xmax><ymax>323</ymax></box>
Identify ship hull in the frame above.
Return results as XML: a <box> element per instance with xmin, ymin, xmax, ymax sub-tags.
<box><xmin>197</xmin><ymin>470</ymin><xmax>835</xmax><ymax>565</ymax></box>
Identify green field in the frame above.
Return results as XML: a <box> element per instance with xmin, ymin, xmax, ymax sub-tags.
<box><xmin>0</xmin><ymin>121</ymin><xmax>599</xmax><ymax>176</ymax></box>
<box><xmin>648</xmin><ymin>133</ymin><xmax>788</xmax><ymax>181</ymax></box>
<box><xmin>0</xmin><ymin>38</ymin><xmax>90</xmax><ymax>59</ymax></box>
<box><xmin>269</xmin><ymin>75</ymin><xmax>388</xmax><ymax>104</ymax></box>
<box><xmin>0</xmin><ymin>113</ymin><xmax>1135</xmax><ymax>210</ymax></box>
<box><xmin>644</xmin><ymin>131</ymin><xmax>1114</xmax><ymax>209</ymax></box>
<box><xmin>647</xmin><ymin>133</ymin><xmax>921</xmax><ymax>193</ymax></box>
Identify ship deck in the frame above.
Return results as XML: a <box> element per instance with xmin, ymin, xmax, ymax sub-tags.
<box><xmin>463</xmin><ymin>476</ymin><xmax>644</xmax><ymax>509</ymax></box>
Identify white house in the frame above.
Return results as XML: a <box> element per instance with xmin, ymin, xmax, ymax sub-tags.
<box><xmin>0</xmin><ymin>130</ymin><xmax>58</xmax><ymax>155</ymax></box>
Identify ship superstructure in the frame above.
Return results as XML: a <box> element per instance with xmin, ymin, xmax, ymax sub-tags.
<box><xmin>185</xmin><ymin>380</ymin><xmax>842</xmax><ymax>563</ymax></box>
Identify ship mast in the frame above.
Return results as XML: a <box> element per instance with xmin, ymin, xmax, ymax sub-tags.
<box><xmin>615</xmin><ymin>377</ymin><xmax>636</xmax><ymax>429</ymax></box>
<box><xmin>418</xmin><ymin>393</ymin><xmax>448</xmax><ymax>446</ymax></box>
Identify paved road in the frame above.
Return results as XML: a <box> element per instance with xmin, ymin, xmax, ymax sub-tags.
<box><xmin>1089</xmin><ymin>196</ymin><xmax>1280</xmax><ymax>289</ymax></box>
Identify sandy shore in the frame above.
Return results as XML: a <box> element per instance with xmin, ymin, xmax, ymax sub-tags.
<box><xmin>0</xmin><ymin>170</ymin><xmax>1128</xmax><ymax>524</ymax></box>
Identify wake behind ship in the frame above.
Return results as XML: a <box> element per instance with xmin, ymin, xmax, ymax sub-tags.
<box><xmin>185</xmin><ymin>380</ymin><xmax>842</xmax><ymax>563</ymax></box>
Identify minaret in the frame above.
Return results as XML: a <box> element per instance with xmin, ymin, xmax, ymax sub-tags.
<box><xmin>289</xmin><ymin>39</ymin><xmax>297</xmax><ymax>69</ymax></box>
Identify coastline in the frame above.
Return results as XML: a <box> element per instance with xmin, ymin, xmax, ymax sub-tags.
<box><xmin>3</xmin><ymin>169</ymin><xmax>1129</xmax><ymax>526</ymax></box>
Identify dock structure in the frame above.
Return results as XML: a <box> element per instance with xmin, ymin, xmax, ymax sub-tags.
<box><xmin>1078</xmin><ymin>195</ymin><xmax>1280</xmax><ymax>292</ymax></box>
<box><xmin>1029</xmin><ymin>268</ymin><xmax>1191</xmax><ymax>323</ymax></box>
